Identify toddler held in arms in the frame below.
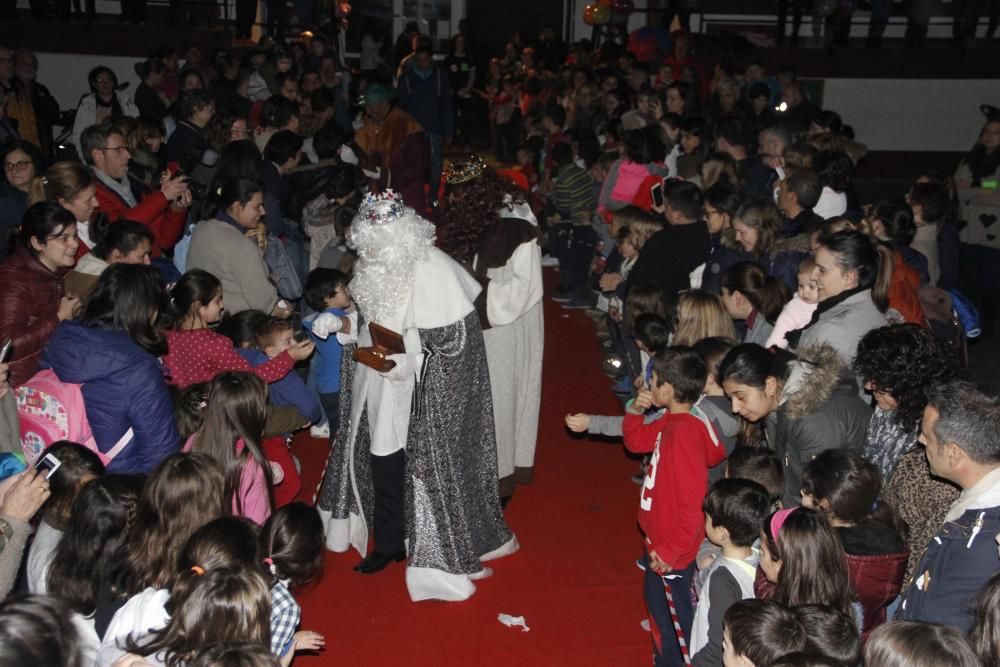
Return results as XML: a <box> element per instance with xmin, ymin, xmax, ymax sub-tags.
<box><xmin>765</xmin><ymin>256</ymin><xmax>819</xmax><ymax>349</ymax></box>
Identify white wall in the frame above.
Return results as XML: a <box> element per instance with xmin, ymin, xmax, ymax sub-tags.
<box><xmin>822</xmin><ymin>78</ymin><xmax>999</xmax><ymax>152</ymax></box>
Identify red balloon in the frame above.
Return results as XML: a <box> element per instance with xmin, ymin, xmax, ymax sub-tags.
<box><xmin>583</xmin><ymin>3</ymin><xmax>611</xmax><ymax>25</ymax></box>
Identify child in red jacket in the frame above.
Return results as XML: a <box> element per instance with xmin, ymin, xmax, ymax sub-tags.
<box><xmin>623</xmin><ymin>347</ymin><xmax>727</xmax><ymax>667</ymax></box>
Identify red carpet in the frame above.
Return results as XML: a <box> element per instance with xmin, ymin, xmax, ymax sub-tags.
<box><xmin>291</xmin><ymin>271</ymin><xmax>651</xmax><ymax>665</ymax></box>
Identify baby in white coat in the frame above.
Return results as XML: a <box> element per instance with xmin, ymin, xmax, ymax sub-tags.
<box><xmin>766</xmin><ymin>256</ymin><xmax>820</xmax><ymax>349</ymax></box>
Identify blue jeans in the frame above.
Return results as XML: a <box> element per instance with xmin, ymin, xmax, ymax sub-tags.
<box><xmin>643</xmin><ymin>554</ymin><xmax>696</xmax><ymax>667</ymax></box>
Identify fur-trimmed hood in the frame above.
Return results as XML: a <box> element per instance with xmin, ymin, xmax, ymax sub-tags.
<box><xmin>779</xmin><ymin>344</ymin><xmax>854</xmax><ymax>420</ymax></box>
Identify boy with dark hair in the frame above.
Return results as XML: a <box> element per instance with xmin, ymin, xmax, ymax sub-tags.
<box><xmin>726</xmin><ymin>446</ymin><xmax>785</xmax><ymax>511</ymax></box>
<box><xmin>623</xmin><ymin>347</ymin><xmax>727</xmax><ymax>667</ymax></box>
<box><xmin>690</xmin><ymin>478</ymin><xmax>771</xmax><ymax>666</ymax></box>
<box><xmin>627</xmin><ymin>180</ymin><xmax>711</xmax><ymax>305</ymax></box>
<box><xmin>302</xmin><ymin>268</ymin><xmax>354</xmax><ymax>437</ymax></box>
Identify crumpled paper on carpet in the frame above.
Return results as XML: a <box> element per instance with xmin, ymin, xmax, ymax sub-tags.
<box><xmin>498</xmin><ymin>613</ymin><xmax>530</xmax><ymax>632</ymax></box>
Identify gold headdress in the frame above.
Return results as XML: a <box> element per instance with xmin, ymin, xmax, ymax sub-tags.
<box><xmin>443</xmin><ymin>154</ymin><xmax>487</xmax><ymax>186</ymax></box>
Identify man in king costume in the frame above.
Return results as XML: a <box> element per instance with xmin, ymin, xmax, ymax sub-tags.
<box><xmin>436</xmin><ymin>156</ymin><xmax>545</xmax><ymax>503</ymax></box>
<box><xmin>315</xmin><ymin>189</ymin><xmax>518</xmax><ymax>602</ymax></box>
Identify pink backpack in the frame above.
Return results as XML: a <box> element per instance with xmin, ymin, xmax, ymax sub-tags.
<box><xmin>16</xmin><ymin>369</ymin><xmax>133</xmax><ymax>466</ymax></box>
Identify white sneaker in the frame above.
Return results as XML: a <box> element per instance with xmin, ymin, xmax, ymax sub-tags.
<box><xmin>310</xmin><ymin>423</ymin><xmax>330</xmax><ymax>439</ymax></box>
<box><xmin>540</xmin><ymin>254</ymin><xmax>560</xmax><ymax>268</ymax></box>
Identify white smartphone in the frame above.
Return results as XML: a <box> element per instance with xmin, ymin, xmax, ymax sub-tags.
<box><xmin>650</xmin><ymin>182</ymin><xmax>664</xmax><ymax>208</ymax></box>
<box><xmin>775</xmin><ymin>165</ymin><xmax>787</xmax><ymax>181</ymax></box>
<box><xmin>34</xmin><ymin>453</ymin><xmax>62</xmax><ymax>480</ymax></box>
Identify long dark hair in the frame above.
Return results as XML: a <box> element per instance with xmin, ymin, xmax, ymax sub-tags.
<box><xmin>80</xmin><ymin>263</ymin><xmax>169</xmax><ymax>356</ymax></box>
<box><xmin>718</xmin><ymin>342</ymin><xmax>796</xmax><ymax>390</ymax></box>
<box><xmin>260</xmin><ymin>502</ymin><xmax>325</xmax><ymax>590</ymax></box>
<box><xmin>128</xmin><ymin>567</ymin><xmax>271</xmax><ymax>667</ymax></box>
<box><xmin>17</xmin><ymin>202</ymin><xmax>75</xmax><ymax>257</ymax></box>
<box><xmin>972</xmin><ymin>571</ymin><xmax>1000</xmax><ymax>667</ymax></box>
<box><xmin>37</xmin><ymin>441</ymin><xmax>105</xmax><ymax>531</ymax></box>
<box><xmin>816</xmin><ymin>229</ymin><xmax>890</xmax><ymax>311</ymax></box>
<box><xmin>193</xmin><ymin>372</ymin><xmax>273</xmax><ymax>518</ymax></box>
<box><xmin>46</xmin><ymin>475</ymin><xmax>144</xmax><ymax>615</ymax></box>
<box><xmin>435</xmin><ymin>168</ymin><xmax>526</xmax><ymax>264</ymax></box>
<box><xmin>763</xmin><ymin>507</ymin><xmax>855</xmax><ymax>620</ymax></box>
<box><xmin>0</xmin><ymin>596</ymin><xmax>88</xmax><ymax>667</ymax></box>
<box><xmin>721</xmin><ymin>261</ymin><xmax>789</xmax><ymax>323</ymax></box>
<box><xmin>801</xmin><ymin>449</ymin><xmax>908</xmax><ymax>539</ymax></box>
<box><xmin>168</xmin><ymin>516</ymin><xmax>260</xmax><ymax>612</ymax></box>
<box><xmin>90</xmin><ymin>217</ymin><xmax>154</xmax><ymax>262</ymax></box>
<box><xmin>124</xmin><ymin>453</ymin><xmax>227</xmax><ymax>595</ymax></box>
<box><xmin>202</xmin><ymin>141</ymin><xmax>261</xmax><ymax>218</ymax></box>
<box><xmin>171</xmin><ymin>269</ymin><xmax>222</xmax><ymax>328</ymax></box>
<box><xmin>963</xmin><ymin>120</ymin><xmax>1000</xmax><ymax>185</ymax></box>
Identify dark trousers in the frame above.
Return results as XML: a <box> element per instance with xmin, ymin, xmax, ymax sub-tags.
<box><xmin>644</xmin><ymin>554</ymin><xmax>696</xmax><ymax>667</ymax></box>
<box><xmin>319</xmin><ymin>391</ymin><xmax>340</xmax><ymax>439</ymax></box>
<box><xmin>235</xmin><ymin>0</ymin><xmax>256</xmax><ymax>37</ymax></box>
<box><xmin>371</xmin><ymin>449</ymin><xmax>406</xmax><ymax>554</ymax></box>
<box><xmin>776</xmin><ymin>0</ymin><xmax>807</xmax><ymax>44</ymax></box>
<box><xmin>266</xmin><ymin>0</ymin><xmax>287</xmax><ymax>39</ymax></box>
<box><xmin>552</xmin><ymin>223</ymin><xmax>597</xmax><ymax>296</ymax></box>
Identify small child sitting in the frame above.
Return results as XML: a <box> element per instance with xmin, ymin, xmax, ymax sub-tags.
<box><xmin>238</xmin><ymin>317</ymin><xmax>323</xmax><ymax>426</ymax></box>
<box><xmin>765</xmin><ymin>256</ymin><xmax>819</xmax><ymax>349</ymax></box>
<box><xmin>689</xmin><ymin>478</ymin><xmax>772</xmax><ymax>667</ymax></box>
<box><xmin>302</xmin><ymin>268</ymin><xmax>353</xmax><ymax>438</ymax></box>
<box><xmin>622</xmin><ymin>347</ymin><xmax>727</xmax><ymax>666</ymax></box>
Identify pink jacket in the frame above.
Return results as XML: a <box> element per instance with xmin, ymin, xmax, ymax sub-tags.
<box><xmin>766</xmin><ymin>293</ymin><xmax>818</xmax><ymax>349</ymax></box>
<box><xmin>184</xmin><ymin>435</ymin><xmax>271</xmax><ymax>524</ymax></box>
<box><xmin>597</xmin><ymin>159</ymin><xmax>669</xmax><ymax>215</ymax></box>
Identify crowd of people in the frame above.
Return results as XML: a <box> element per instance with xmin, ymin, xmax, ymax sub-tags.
<box><xmin>0</xmin><ymin>14</ymin><xmax>998</xmax><ymax>667</ymax></box>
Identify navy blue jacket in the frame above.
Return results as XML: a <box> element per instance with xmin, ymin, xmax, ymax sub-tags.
<box><xmin>237</xmin><ymin>348</ymin><xmax>322</xmax><ymax>423</ymax></box>
<box><xmin>398</xmin><ymin>65</ymin><xmax>454</xmax><ymax>138</ymax></box>
<box><xmin>899</xmin><ymin>506</ymin><xmax>1000</xmax><ymax>632</ymax></box>
<box><xmin>42</xmin><ymin>321</ymin><xmax>180</xmax><ymax>474</ymax></box>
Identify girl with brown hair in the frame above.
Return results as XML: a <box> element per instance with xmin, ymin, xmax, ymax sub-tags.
<box><xmin>759</xmin><ymin>507</ymin><xmax>856</xmax><ymax>622</ymax></box>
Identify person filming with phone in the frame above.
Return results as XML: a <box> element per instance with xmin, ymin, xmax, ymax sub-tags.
<box><xmin>81</xmin><ymin>120</ymin><xmax>190</xmax><ymax>259</ymax></box>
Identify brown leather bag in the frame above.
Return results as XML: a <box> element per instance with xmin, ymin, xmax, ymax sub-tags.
<box><xmin>353</xmin><ymin>322</ymin><xmax>405</xmax><ymax>373</ymax></box>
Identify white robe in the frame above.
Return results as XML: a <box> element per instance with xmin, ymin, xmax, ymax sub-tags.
<box><xmin>480</xmin><ymin>237</ymin><xmax>544</xmax><ymax>484</ymax></box>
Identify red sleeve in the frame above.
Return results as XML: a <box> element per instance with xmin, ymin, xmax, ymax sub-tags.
<box><xmin>159</xmin><ymin>205</ymin><xmax>188</xmax><ymax>252</ymax></box>
<box><xmin>0</xmin><ymin>279</ymin><xmax>58</xmax><ymax>373</ymax></box>
<box><xmin>631</xmin><ymin>173</ymin><xmax>661</xmax><ymax>212</ymax></box>
<box><xmin>653</xmin><ymin>422</ymin><xmax>712</xmax><ymax>566</ymax></box>
<box><xmin>96</xmin><ymin>184</ymin><xmax>183</xmax><ymax>255</ymax></box>
<box><xmin>205</xmin><ymin>333</ymin><xmax>295</xmax><ymax>384</ymax></box>
<box><xmin>623</xmin><ymin>412</ymin><xmax>662</xmax><ymax>455</ymax></box>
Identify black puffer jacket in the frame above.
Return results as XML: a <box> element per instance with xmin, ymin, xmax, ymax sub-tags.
<box><xmin>765</xmin><ymin>344</ymin><xmax>872</xmax><ymax>507</ymax></box>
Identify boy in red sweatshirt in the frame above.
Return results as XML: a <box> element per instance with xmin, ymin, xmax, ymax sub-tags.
<box><xmin>623</xmin><ymin>347</ymin><xmax>727</xmax><ymax>667</ymax></box>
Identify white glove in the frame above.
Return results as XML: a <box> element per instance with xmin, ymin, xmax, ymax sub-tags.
<box><xmin>310</xmin><ymin>313</ymin><xmax>343</xmax><ymax>340</ymax></box>
<box><xmin>381</xmin><ymin>352</ymin><xmax>423</xmax><ymax>381</ymax></box>
<box><xmin>339</xmin><ymin>144</ymin><xmax>359</xmax><ymax>165</ymax></box>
